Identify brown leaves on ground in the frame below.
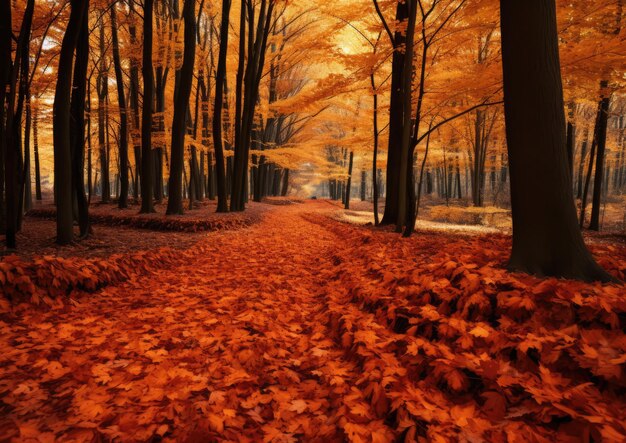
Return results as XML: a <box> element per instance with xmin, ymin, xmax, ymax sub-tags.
<box><xmin>1</xmin><ymin>201</ymin><xmax>625</xmax><ymax>442</ymax></box>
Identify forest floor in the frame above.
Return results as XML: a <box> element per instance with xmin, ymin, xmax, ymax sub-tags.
<box><xmin>1</xmin><ymin>201</ymin><xmax>626</xmax><ymax>442</ymax></box>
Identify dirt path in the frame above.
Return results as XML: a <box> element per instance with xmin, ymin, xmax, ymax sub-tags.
<box><xmin>0</xmin><ymin>202</ymin><xmax>393</xmax><ymax>442</ymax></box>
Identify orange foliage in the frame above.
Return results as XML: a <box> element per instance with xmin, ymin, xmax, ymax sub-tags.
<box><xmin>1</xmin><ymin>203</ymin><xmax>625</xmax><ymax>441</ymax></box>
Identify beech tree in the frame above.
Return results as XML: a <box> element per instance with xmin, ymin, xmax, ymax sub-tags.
<box><xmin>166</xmin><ymin>0</ymin><xmax>196</xmax><ymax>215</ymax></box>
<box><xmin>111</xmin><ymin>4</ymin><xmax>129</xmax><ymax>209</ymax></box>
<box><xmin>212</xmin><ymin>0</ymin><xmax>232</xmax><ymax>213</ymax></box>
<box><xmin>53</xmin><ymin>0</ymin><xmax>88</xmax><ymax>245</ymax></box>
<box><xmin>499</xmin><ymin>0</ymin><xmax>612</xmax><ymax>282</ymax></box>
<box><xmin>140</xmin><ymin>0</ymin><xmax>156</xmax><ymax>214</ymax></box>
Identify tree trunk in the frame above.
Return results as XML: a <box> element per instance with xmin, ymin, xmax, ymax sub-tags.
<box><xmin>589</xmin><ymin>81</ymin><xmax>611</xmax><ymax>231</ymax></box>
<box><xmin>212</xmin><ymin>0</ymin><xmax>232</xmax><ymax>212</ymax></box>
<box><xmin>98</xmin><ymin>21</ymin><xmax>110</xmax><ymax>203</ymax></box>
<box><xmin>33</xmin><ymin>106</ymin><xmax>42</xmax><ymax>200</ymax></box>
<box><xmin>167</xmin><ymin>0</ymin><xmax>196</xmax><ymax>215</ymax></box>
<box><xmin>54</xmin><ymin>0</ymin><xmax>88</xmax><ymax>244</ymax></box>
<box><xmin>396</xmin><ymin>0</ymin><xmax>417</xmax><ymax>234</ymax></box>
<box><xmin>111</xmin><ymin>5</ymin><xmax>129</xmax><ymax>209</ymax></box>
<box><xmin>380</xmin><ymin>1</ymin><xmax>407</xmax><ymax>226</ymax></box>
<box><xmin>500</xmin><ymin>0</ymin><xmax>612</xmax><ymax>282</ymax></box>
<box><xmin>70</xmin><ymin>1</ymin><xmax>90</xmax><ymax>237</ymax></box>
<box><xmin>0</xmin><ymin>0</ymin><xmax>10</xmax><ymax>233</ymax></box>
<box><xmin>140</xmin><ymin>0</ymin><xmax>156</xmax><ymax>213</ymax></box>
<box><xmin>345</xmin><ymin>151</ymin><xmax>354</xmax><ymax>210</ymax></box>
<box><xmin>129</xmin><ymin>0</ymin><xmax>142</xmax><ymax>201</ymax></box>
<box><xmin>576</xmin><ymin>130</ymin><xmax>589</xmax><ymax>199</ymax></box>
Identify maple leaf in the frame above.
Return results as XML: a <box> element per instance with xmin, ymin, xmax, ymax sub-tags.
<box><xmin>289</xmin><ymin>399</ymin><xmax>308</xmax><ymax>414</ymax></box>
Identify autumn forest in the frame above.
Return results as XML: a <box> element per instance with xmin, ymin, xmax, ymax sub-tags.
<box><xmin>1</xmin><ymin>0</ymin><xmax>626</xmax><ymax>441</ymax></box>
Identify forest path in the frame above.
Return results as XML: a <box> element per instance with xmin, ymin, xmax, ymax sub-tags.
<box><xmin>1</xmin><ymin>202</ymin><xmax>393</xmax><ymax>442</ymax></box>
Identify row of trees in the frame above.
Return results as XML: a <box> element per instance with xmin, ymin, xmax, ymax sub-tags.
<box><xmin>314</xmin><ymin>0</ymin><xmax>620</xmax><ymax>281</ymax></box>
<box><xmin>1</xmin><ymin>0</ymin><xmax>622</xmax><ymax>282</ymax></box>
<box><xmin>2</xmin><ymin>0</ymin><xmax>316</xmax><ymax>247</ymax></box>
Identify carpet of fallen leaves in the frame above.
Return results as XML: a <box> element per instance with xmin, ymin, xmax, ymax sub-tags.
<box><xmin>1</xmin><ymin>201</ymin><xmax>625</xmax><ymax>442</ymax></box>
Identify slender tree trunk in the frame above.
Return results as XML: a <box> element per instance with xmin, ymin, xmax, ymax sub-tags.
<box><xmin>589</xmin><ymin>81</ymin><xmax>611</xmax><ymax>231</ymax></box>
<box><xmin>580</xmin><ymin>105</ymin><xmax>601</xmax><ymax>227</ymax></box>
<box><xmin>111</xmin><ymin>5</ymin><xmax>129</xmax><ymax>208</ymax></box>
<box><xmin>140</xmin><ymin>0</ymin><xmax>156</xmax><ymax>213</ymax></box>
<box><xmin>576</xmin><ymin>130</ymin><xmax>589</xmax><ymax>199</ymax></box>
<box><xmin>500</xmin><ymin>0</ymin><xmax>612</xmax><ymax>282</ymax></box>
<box><xmin>129</xmin><ymin>0</ymin><xmax>142</xmax><ymax>201</ymax></box>
<box><xmin>345</xmin><ymin>151</ymin><xmax>354</xmax><ymax>210</ymax></box>
<box><xmin>33</xmin><ymin>106</ymin><xmax>42</xmax><ymax>200</ymax></box>
<box><xmin>98</xmin><ymin>21</ymin><xmax>110</xmax><ymax>203</ymax></box>
<box><xmin>281</xmin><ymin>169</ymin><xmax>289</xmax><ymax>196</ymax></box>
<box><xmin>23</xmin><ymin>97</ymin><xmax>32</xmax><ymax>214</ymax></box>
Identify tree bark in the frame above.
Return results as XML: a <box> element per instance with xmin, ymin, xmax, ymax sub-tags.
<box><xmin>212</xmin><ymin>0</ymin><xmax>232</xmax><ymax>212</ymax></box>
<box><xmin>111</xmin><ymin>5</ymin><xmax>129</xmax><ymax>208</ymax></box>
<box><xmin>70</xmin><ymin>1</ymin><xmax>90</xmax><ymax>237</ymax></box>
<box><xmin>129</xmin><ymin>0</ymin><xmax>142</xmax><ymax>201</ymax></box>
<box><xmin>54</xmin><ymin>0</ymin><xmax>88</xmax><ymax>244</ymax></box>
<box><xmin>33</xmin><ymin>106</ymin><xmax>42</xmax><ymax>200</ymax></box>
<box><xmin>140</xmin><ymin>0</ymin><xmax>156</xmax><ymax>213</ymax></box>
<box><xmin>589</xmin><ymin>81</ymin><xmax>611</xmax><ymax>231</ymax></box>
<box><xmin>345</xmin><ymin>151</ymin><xmax>354</xmax><ymax>210</ymax></box>
<box><xmin>98</xmin><ymin>21</ymin><xmax>110</xmax><ymax>203</ymax></box>
<box><xmin>167</xmin><ymin>0</ymin><xmax>196</xmax><ymax>215</ymax></box>
<box><xmin>500</xmin><ymin>0</ymin><xmax>612</xmax><ymax>282</ymax></box>
<box><xmin>380</xmin><ymin>1</ymin><xmax>407</xmax><ymax>226</ymax></box>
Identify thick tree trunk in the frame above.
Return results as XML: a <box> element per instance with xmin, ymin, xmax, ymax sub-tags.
<box><xmin>167</xmin><ymin>0</ymin><xmax>196</xmax><ymax>215</ymax></box>
<box><xmin>70</xmin><ymin>2</ymin><xmax>90</xmax><ymax>237</ymax></box>
<box><xmin>0</xmin><ymin>1</ymin><xmax>10</xmax><ymax>233</ymax></box>
<box><xmin>54</xmin><ymin>0</ymin><xmax>88</xmax><ymax>244</ymax></box>
<box><xmin>212</xmin><ymin>0</ymin><xmax>232</xmax><ymax>212</ymax></box>
<box><xmin>500</xmin><ymin>0</ymin><xmax>612</xmax><ymax>282</ymax></box>
<box><xmin>380</xmin><ymin>1</ymin><xmax>407</xmax><ymax>226</ymax></box>
<box><xmin>396</xmin><ymin>0</ymin><xmax>417</xmax><ymax>234</ymax></box>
